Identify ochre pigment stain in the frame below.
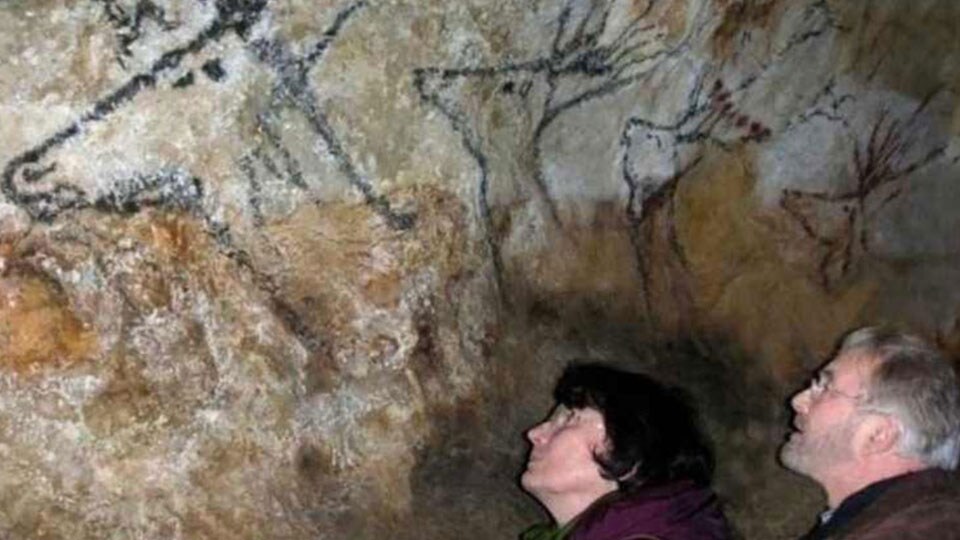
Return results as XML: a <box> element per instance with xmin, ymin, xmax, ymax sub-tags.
<box><xmin>0</xmin><ymin>264</ymin><xmax>95</xmax><ymax>373</ymax></box>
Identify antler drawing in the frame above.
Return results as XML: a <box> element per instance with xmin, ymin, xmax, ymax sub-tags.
<box><xmin>781</xmin><ymin>109</ymin><xmax>947</xmax><ymax>288</ymax></box>
<box><xmin>414</xmin><ymin>0</ymin><xmax>708</xmax><ymax>296</ymax></box>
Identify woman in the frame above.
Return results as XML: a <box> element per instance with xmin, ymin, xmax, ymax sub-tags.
<box><xmin>520</xmin><ymin>362</ymin><xmax>732</xmax><ymax>540</ymax></box>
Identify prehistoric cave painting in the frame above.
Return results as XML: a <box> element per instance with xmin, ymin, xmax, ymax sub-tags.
<box><xmin>0</xmin><ymin>0</ymin><xmax>407</xmax><ymax>358</ymax></box>
<box><xmin>414</xmin><ymin>0</ymin><xmax>842</xmax><ymax>311</ymax></box>
<box><xmin>413</xmin><ymin>0</ymin><xmax>716</xmax><ymax>297</ymax></box>
<box><xmin>3</xmin><ymin>0</ymin><xmax>410</xmax><ymax>230</ymax></box>
<box><xmin>239</xmin><ymin>3</ymin><xmax>416</xmax><ymax>231</ymax></box>
<box><xmin>617</xmin><ymin>0</ymin><xmax>841</xmax><ymax>328</ymax></box>
<box><xmin>2</xmin><ymin>0</ymin><xmax>262</xmax><ymax>223</ymax></box>
<box><xmin>620</xmin><ymin>74</ymin><xmax>771</xmax><ymax>325</ymax></box>
<box><xmin>94</xmin><ymin>0</ymin><xmax>178</xmax><ymax>68</ymax></box>
<box><xmin>780</xmin><ymin>104</ymin><xmax>950</xmax><ymax>290</ymax></box>
<box><xmin>782</xmin><ymin>78</ymin><xmax>856</xmax><ymax>132</ymax></box>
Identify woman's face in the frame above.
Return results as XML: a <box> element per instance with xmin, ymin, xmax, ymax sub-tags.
<box><xmin>521</xmin><ymin>405</ymin><xmax>615</xmax><ymax>501</ymax></box>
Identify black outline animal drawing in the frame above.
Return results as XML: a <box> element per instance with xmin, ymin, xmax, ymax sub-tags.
<box><xmin>413</xmin><ymin>0</ymin><xmax>715</xmax><ymax>299</ymax></box>
<box><xmin>616</xmin><ymin>0</ymin><xmax>842</xmax><ymax>327</ymax></box>
<box><xmin>413</xmin><ymin>0</ymin><xmax>842</xmax><ymax>313</ymax></box>
<box><xmin>1</xmin><ymin>0</ymin><xmax>411</xmax><ymax>356</ymax></box>
<box><xmin>620</xmin><ymin>74</ymin><xmax>771</xmax><ymax>323</ymax></box>
<box><xmin>94</xmin><ymin>0</ymin><xmax>179</xmax><ymax>68</ymax></box>
<box><xmin>3</xmin><ymin>0</ymin><xmax>411</xmax><ymax>230</ymax></box>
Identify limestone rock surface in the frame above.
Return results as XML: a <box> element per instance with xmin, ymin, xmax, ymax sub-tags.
<box><xmin>1</xmin><ymin>0</ymin><xmax>959</xmax><ymax>538</ymax></box>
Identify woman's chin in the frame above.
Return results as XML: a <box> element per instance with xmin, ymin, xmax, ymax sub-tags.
<box><xmin>520</xmin><ymin>469</ymin><xmax>541</xmax><ymax>491</ymax></box>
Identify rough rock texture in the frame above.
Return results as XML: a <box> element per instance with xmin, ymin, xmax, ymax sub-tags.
<box><xmin>1</xmin><ymin>0</ymin><xmax>959</xmax><ymax>538</ymax></box>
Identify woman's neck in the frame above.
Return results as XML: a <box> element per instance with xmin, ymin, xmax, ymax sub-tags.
<box><xmin>543</xmin><ymin>486</ymin><xmax>618</xmax><ymax>526</ymax></box>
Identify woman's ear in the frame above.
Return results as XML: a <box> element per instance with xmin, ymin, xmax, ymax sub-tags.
<box><xmin>616</xmin><ymin>464</ymin><xmax>639</xmax><ymax>483</ymax></box>
<box><xmin>588</xmin><ymin>417</ymin><xmax>610</xmax><ymax>452</ymax></box>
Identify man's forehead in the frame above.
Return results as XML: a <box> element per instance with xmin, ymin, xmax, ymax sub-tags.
<box><xmin>825</xmin><ymin>349</ymin><xmax>877</xmax><ymax>382</ymax></box>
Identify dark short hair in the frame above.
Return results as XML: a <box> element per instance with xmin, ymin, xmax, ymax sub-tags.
<box><xmin>554</xmin><ymin>362</ymin><xmax>714</xmax><ymax>490</ymax></box>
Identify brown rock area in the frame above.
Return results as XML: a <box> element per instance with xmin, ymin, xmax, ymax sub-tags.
<box><xmin>1</xmin><ymin>0</ymin><xmax>959</xmax><ymax>538</ymax></box>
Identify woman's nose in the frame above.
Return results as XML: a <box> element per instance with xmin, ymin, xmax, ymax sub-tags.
<box><xmin>791</xmin><ymin>387</ymin><xmax>811</xmax><ymax>414</ymax></box>
<box><xmin>526</xmin><ymin>422</ymin><xmax>548</xmax><ymax>445</ymax></box>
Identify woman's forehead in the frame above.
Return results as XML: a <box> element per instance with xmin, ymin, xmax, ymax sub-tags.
<box><xmin>554</xmin><ymin>402</ymin><xmax>599</xmax><ymax>411</ymax></box>
<box><xmin>550</xmin><ymin>403</ymin><xmax>604</xmax><ymax>419</ymax></box>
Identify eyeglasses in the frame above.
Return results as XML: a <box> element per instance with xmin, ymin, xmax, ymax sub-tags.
<box><xmin>807</xmin><ymin>372</ymin><xmax>864</xmax><ymax>402</ymax></box>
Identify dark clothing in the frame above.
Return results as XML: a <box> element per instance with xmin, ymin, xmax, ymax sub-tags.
<box><xmin>568</xmin><ymin>480</ymin><xmax>732</xmax><ymax>540</ymax></box>
<box><xmin>800</xmin><ymin>469</ymin><xmax>960</xmax><ymax>540</ymax></box>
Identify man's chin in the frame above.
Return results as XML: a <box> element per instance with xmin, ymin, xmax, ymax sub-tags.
<box><xmin>780</xmin><ymin>431</ymin><xmax>804</xmax><ymax>451</ymax></box>
<box><xmin>778</xmin><ymin>441</ymin><xmax>810</xmax><ymax>474</ymax></box>
<box><xmin>778</xmin><ymin>435</ymin><xmax>798</xmax><ymax>459</ymax></box>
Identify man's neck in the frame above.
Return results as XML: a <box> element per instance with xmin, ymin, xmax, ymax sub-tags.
<box><xmin>823</xmin><ymin>461</ymin><xmax>927</xmax><ymax>509</ymax></box>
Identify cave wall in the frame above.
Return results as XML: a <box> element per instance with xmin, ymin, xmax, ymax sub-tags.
<box><xmin>1</xmin><ymin>0</ymin><xmax>959</xmax><ymax>538</ymax></box>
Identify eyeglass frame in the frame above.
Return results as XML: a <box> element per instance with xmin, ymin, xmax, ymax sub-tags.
<box><xmin>805</xmin><ymin>370</ymin><xmax>867</xmax><ymax>403</ymax></box>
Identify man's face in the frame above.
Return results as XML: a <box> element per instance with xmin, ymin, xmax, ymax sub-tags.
<box><xmin>780</xmin><ymin>351</ymin><xmax>874</xmax><ymax>479</ymax></box>
<box><xmin>521</xmin><ymin>405</ymin><xmax>614</xmax><ymax>500</ymax></box>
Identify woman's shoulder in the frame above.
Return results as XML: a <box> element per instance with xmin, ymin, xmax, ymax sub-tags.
<box><xmin>571</xmin><ymin>481</ymin><xmax>732</xmax><ymax>540</ymax></box>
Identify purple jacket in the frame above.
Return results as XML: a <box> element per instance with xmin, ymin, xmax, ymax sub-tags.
<box><xmin>569</xmin><ymin>480</ymin><xmax>732</xmax><ymax>540</ymax></box>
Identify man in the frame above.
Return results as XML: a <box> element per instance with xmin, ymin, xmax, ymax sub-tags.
<box><xmin>780</xmin><ymin>326</ymin><xmax>960</xmax><ymax>539</ymax></box>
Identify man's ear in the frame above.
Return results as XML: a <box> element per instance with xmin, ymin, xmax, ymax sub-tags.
<box><xmin>856</xmin><ymin>414</ymin><xmax>901</xmax><ymax>457</ymax></box>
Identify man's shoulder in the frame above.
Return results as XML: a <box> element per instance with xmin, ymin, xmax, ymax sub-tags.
<box><xmin>843</xmin><ymin>469</ymin><xmax>960</xmax><ymax>540</ymax></box>
<box><xmin>878</xmin><ymin>468</ymin><xmax>960</xmax><ymax>504</ymax></box>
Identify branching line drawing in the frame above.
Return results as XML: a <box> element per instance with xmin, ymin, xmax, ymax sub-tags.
<box><xmin>244</xmin><ymin>0</ymin><xmax>416</xmax><ymax>231</ymax></box>
<box><xmin>780</xmin><ymin>104</ymin><xmax>948</xmax><ymax>289</ymax></box>
<box><xmin>784</xmin><ymin>78</ymin><xmax>856</xmax><ymax>132</ymax></box>
<box><xmin>616</xmin><ymin>0</ymin><xmax>842</xmax><ymax>325</ymax></box>
<box><xmin>620</xmin><ymin>73</ymin><xmax>771</xmax><ymax>320</ymax></box>
<box><xmin>414</xmin><ymin>0</ymin><xmax>713</xmax><ymax>298</ymax></box>
<box><xmin>95</xmin><ymin>0</ymin><xmax>178</xmax><ymax>68</ymax></box>
<box><xmin>773</xmin><ymin>0</ymin><xmax>846</xmax><ymax>62</ymax></box>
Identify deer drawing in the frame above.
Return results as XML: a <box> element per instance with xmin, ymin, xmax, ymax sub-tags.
<box><xmin>413</xmin><ymin>0</ymin><xmax>716</xmax><ymax>298</ymax></box>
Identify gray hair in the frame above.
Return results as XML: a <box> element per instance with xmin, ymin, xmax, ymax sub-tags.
<box><xmin>839</xmin><ymin>326</ymin><xmax>960</xmax><ymax>470</ymax></box>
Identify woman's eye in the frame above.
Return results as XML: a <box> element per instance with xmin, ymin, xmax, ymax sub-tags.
<box><xmin>550</xmin><ymin>406</ymin><xmax>574</xmax><ymax>424</ymax></box>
